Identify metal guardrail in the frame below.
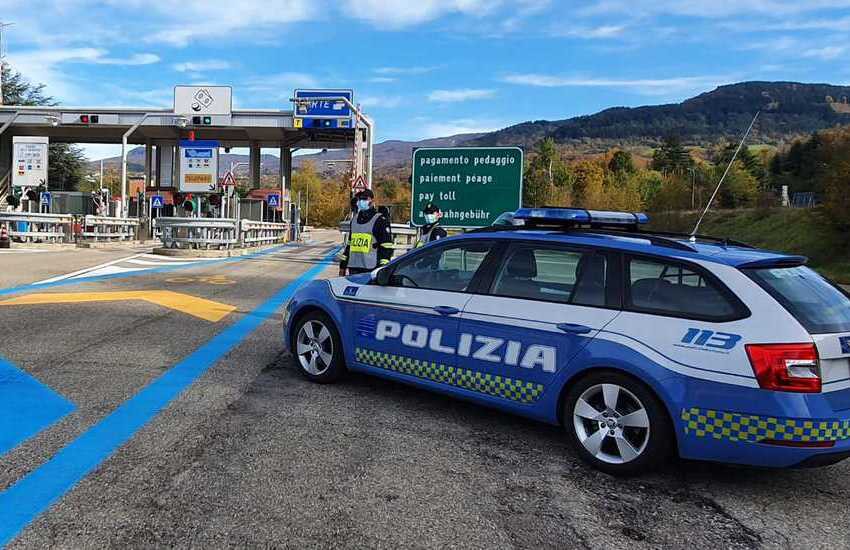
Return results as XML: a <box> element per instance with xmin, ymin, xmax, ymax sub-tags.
<box><xmin>81</xmin><ymin>215</ymin><xmax>140</xmax><ymax>241</ymax></box>
<box><xmin>240</xmin><ymin>220</ymin><xmax>289</xmax><ymax>246</ymax></box>
<box><xmin>0</xmin><ymin>211</ymin><xmax>74</xmax><ymax>243</ymax></box>
<box><xmin>154</xmin><ymin>217</ymin><xmax>240</xmax><ymax>250</ymax></box>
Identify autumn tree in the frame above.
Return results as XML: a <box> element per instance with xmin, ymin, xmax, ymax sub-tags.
<box><xmin>651</xmin><ymin>134</ymin><xmax>694</xmax><ymax>175</ymax></box>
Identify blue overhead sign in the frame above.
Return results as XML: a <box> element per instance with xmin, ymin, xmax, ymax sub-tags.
<box><xmin>294</xmin><ymin>89</ymin><xmax>353</xmax><ymax>120</ymax></box>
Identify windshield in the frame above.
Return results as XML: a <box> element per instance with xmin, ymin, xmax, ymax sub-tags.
<box><xmin>746</xmin><ymin>266</ymin><xmax>850</xmax><ymax>334</ymax></box>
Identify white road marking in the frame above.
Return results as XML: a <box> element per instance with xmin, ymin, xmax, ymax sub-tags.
<box><xmin>0</xmin><ymin>249</ymin><xmax>48</xmax><ymax>254</ymax></box>
<box><xmin>34</xmin><ymin>255</ymin><xmax>143</xmax><ymax>284</ymax></box>
<box><xmin>32</xmin><ymin>253</ymin><xmax>214</xmax><ymax>285</ymax></box>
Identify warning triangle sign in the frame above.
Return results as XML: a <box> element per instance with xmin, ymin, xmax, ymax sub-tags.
<box><xmin>352</xmin><ymin>175</ymin><xmax>368</xmax><ymax>192</ymax></box>
<box><xmin>222</xmin><ymin>171</ymin><xmax>236</xmax><ymax>187</ymax></box>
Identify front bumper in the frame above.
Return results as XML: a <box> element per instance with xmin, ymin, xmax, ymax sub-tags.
<box><xmin>674</xmin><ymin>377</ymin><xmax>850</xmax><ymax>468</ymax></box>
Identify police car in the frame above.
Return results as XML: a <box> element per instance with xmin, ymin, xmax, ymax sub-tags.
<box><xmin>283</xmin><ymin>207</ymin><xmax>850</xmax><ymax>475</ymax></box>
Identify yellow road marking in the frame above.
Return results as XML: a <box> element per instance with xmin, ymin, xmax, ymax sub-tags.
<box><xmin>165</xmin><ymin>275</ymin><xmax>235</xmax><ymax>285</ymax></box>
<box><xmin>0</xmin><ymin>291</ymin><xmax>236</xmax><ymax>322</ymax></box>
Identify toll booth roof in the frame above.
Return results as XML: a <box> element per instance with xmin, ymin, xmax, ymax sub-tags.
<box><xmin>0</xmin><ymin>106</ymin><xmax>354</xmax><ymax>150</ymax></box>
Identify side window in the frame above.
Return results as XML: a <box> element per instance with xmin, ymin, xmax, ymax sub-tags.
<box><xmin>391</xmin><ymin>241</ymin><xmax>493</xmax><ymax>292</ymax></box>
<box><xmin>491</xmin><ymin>245</ymin><xmax>607</xmax><ymax>306</ymax></box>
<box><xmin>627</xmin><ymin>257</ymin><xmax>738</xmax><ymax>320</ymax></box>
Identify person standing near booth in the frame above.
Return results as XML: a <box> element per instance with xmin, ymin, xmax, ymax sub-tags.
<box><xmin>339</xmin><ymin>189</ymin><xmax>393</xmax><ymax>276</ymax></box>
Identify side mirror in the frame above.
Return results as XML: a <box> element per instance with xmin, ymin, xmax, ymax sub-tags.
<box><xmin>372</xmin><ymin>266</ymin><xmax>392</xmax><ymax>286</ymax></box>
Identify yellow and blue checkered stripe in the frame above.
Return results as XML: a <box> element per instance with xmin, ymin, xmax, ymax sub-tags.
<box><xmin>355</xmin><ymin>347</ymin><xmax>544</xmax><ymax>404</ymax></box>
<box><xmin>682</xmin><ymin>407</ymin><xmax>850</xmax><ymax>443</ymax></box>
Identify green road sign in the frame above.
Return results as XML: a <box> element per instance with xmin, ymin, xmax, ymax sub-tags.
<box><xmin>411</xmin><ymin>147</ymin><xmax>523</xmax><ymax>228</ymax></box>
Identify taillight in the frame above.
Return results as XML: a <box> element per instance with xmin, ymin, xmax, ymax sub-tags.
<box><xmin>746</xmin><ymin>343</ymin><xmax>821</xmax><ymax>393</ymax></box>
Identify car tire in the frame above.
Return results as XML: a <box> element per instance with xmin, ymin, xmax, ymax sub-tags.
<box><xmin>563</xmin><ymin>370</ymin><xmax>673</xmax><ymax>476</ymax></box>
<box><xmin>292</xmin><ymin>311</ymin><xmax>346</xmax><ymax>384</ymax></box>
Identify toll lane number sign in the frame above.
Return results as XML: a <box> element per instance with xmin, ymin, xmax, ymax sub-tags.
<box><xmin>411</xmin><ymin>147</ymin><xmax>523</xmax><ymax>228</ymax></box>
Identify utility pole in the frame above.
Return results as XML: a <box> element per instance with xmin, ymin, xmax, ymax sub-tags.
<box><xmin>0</xmin><ymin>21</ymin><xmax>14</xmax><ymax>105</ymax></box>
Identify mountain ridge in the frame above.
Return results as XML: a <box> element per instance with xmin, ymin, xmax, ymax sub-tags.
<box><xmin>88</xmin><ymin>81</ymin><xmax>850</xmax><ymax>174</ymax></box>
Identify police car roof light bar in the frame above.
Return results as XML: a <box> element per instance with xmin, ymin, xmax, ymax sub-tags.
<box><xmin>513</xmin><ymin>207</ymin><xmax>649</xmax><ymax>230</ymax></box>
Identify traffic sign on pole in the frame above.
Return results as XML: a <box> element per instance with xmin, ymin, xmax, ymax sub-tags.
<box><xmin>221</xmin><ymin>171</ymin><xmax>236</xmax><ymax>187</ymax></box>
<box><xmin>151</xmin><ymin>195</ymin><xmax>164</xmax><ymax>209</ymax></box>
<box><xmin>352</xmin><ymin>175</ymin><xmax>368</xmax><ymax>192</ymax></box>
<box><xmin>411</xmin><ymin>147</ymin><xmax>523</xmax><ymax>228</ymax></box>
<box><xmin>267</xmin><ymin>193</ymin><xmax>281</xmax><ymax>208</ymax></box>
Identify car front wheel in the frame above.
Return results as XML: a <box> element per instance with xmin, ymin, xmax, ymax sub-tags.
<box><xmin>292</xmin><ymin>311</ymin><xmax>345</xmax><ymax>383</ymax></box>
<box><xmin>564</xmin><ymin>371</ymin><xmax>672</xmax><ymax>476</ymax></box>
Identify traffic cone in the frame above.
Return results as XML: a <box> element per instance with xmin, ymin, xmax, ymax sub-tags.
<box><xmin>0</xmin><ymin>224</ymin><xmax>10</xmax><ymax>249</ymax></box>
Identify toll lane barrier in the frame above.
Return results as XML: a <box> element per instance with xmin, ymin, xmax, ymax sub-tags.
<box><xmin>0</xmin><ymin>212</ymin><xmax>74</xmax><ymax>243</ymax></box>
<box><xmin>153</xmin><ymin>217</ymin><xmax>289</xmax><ymax>250</ymax></box>
<box><xmin>154</xmin><ymin>217</ymin><xmax>239</xmax><ymax>250</ymax></box>
<box><xmin>81</xmin><ymin>216</ymin><xmax>140</xmax><ymax>242</ymax></box>
<box><xmin>240</xmin><ymin>220</ymin><xmax>288</xmax><ymax>246</ymax></box>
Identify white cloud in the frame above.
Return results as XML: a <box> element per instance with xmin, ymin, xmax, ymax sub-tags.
<box><xmin>581</xmin><ymin>0</ymin><xmax>850</xmax><ymax>18</ymax></box>
<box><xmin>368</xmin><ymin>77</ymin><xmax>398</xmax><ymax>83</ymax></box>
<box><xmin>502</xmin><ymin>73</ymin><xmax>732</xmax><ymax>96</ymax></box>
<box><xmin>342</xmin><ymin>0</ymin><xmax>498</xmax><ymax>29</ymax></box>
<box><xmin>427</xmin><ymin>88</ymin><xmax>496</xmax><ymax>102</ymax></box>
<box><xmin>421</xmin><ymin>118</ymin><xmax>506</xmax><ymax>139</ymax></box>
<box><xmin>554</xmin><ymin>25</ymin><xmax>626</xmax><ymax>39</ymax></box>
<box><xmin>141</xmin><ymin>0</ymin><xmax>317</xmax><ymax>46</ymax></box>
<box><xmin>6</xmin><ymin>47</ymin><xmax>160</xmax><ymax>102</ymax></box>
<box><xmin>359</xmin><ymin>95</ymin><xmax>403</xmax><ymax>109</ymax></box>
<box><xmin>374</xmin><ymin>66</ymin><xmax>438</xmax><ymax>75</ymax></box>
<box><xmin>173</xmin><ymin>60</ymin><xmax>232</xmax><ymax>73</ymax></box>
<box><xmin>801</xmin><ymin>45</ymin><xmax>847</xmax><ymax>60</ymax></box>
<box><xmin>244</xmin><ymin>72</ymin><xmax>319</xmax><ymax>94</ymax></box>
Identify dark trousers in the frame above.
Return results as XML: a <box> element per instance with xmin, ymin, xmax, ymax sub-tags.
<box><xmin>348</xmin><ymin>268</ymin><xmax>373</xmax><ymax>275</ymax></box>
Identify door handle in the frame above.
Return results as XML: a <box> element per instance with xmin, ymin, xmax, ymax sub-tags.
<box><xmin>433</xmin><ymin>306</ymin><xmax>460</xmax><ymax>316</ymax></box>
<box><xmin>557</xmin><ymin>323</ymin><xmax>592</xmax><ymax>334</ymax></box>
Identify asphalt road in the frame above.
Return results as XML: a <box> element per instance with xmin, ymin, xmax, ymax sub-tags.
<box><xmin>1</xmin><ymin>233</ymin><xmax>849</xmax><ymax>549</ymax></box>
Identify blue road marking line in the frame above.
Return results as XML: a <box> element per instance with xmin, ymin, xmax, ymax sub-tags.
<box><xmin>0</xmin><ymin>356</ymin><xmax>75</xmax><ymax>458</ymax></box>
<box><xmin>0</xmin><ymin>247</ymin><xmax>339</xmax><ymax>547</ymax></box>
<box><xmin>0</xmin><ymin>243</ymin><xmax>299</xmax><ymax>297</ymax></box>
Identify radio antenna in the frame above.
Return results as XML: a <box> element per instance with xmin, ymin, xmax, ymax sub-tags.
<box><xmin>690</xmin><ymin>110</ymin><xmax>760</xmax><ymax>240</ymax></box>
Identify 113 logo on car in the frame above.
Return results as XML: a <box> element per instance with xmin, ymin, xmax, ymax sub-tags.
<box><xmin>677</xmin><ymin>328</ymin><xmax>742</xmax><ymax>352</ymax></box>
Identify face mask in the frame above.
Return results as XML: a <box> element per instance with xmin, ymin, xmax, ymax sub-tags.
<box><xmin>357</xmin><ymin>200</ymin><xmax>371</xmax><ymax>211</ymax></box>
<box><xmin>424</xmin><ymin>213</ymin><xmax>438</xmax><ymax>224</ymax></box>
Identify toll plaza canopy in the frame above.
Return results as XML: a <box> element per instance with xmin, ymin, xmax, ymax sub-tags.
<box><xmin>0</xmin><ymin>90</ymin><xmax>358</xmax><ymax>207</ymax></box>
<box><xmin>0</xmin><ymin>105</ymin><xmax>354</xmax><ymax>149</ymax></box>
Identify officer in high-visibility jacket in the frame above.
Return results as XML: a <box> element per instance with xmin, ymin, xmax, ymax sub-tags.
<box><xmin>339</xmin><ymin>189</ymin><xmax>394</xmax><ymax>276</ymax></box>
<box><xmin>415</xmin><ymin>202</ymin><xmax>447</xmax><ymax>248</ymax></box>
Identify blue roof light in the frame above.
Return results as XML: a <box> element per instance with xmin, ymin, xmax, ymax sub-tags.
<box><xmin>513</xmin><ymin>207</ymin><xmax>649</xmax><ymax>228</ymax></box>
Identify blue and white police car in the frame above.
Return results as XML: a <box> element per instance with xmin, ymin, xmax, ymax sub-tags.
<box><xmin>284</xmin><ymin>208</ymin><xmax>850</xmax><ymax>475</ymax></box>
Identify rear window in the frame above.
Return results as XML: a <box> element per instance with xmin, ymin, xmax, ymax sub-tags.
<box><xmin>626</xmin><ymin>257</ymin><xmax>744</xmax><ymax>321</ymax></box>
<box><xmin>746</xmin><ymin>266</ymin><xmax>850</xmax><ymax>334</ymax></box>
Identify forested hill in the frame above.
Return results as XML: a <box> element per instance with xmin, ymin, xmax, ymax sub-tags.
<box><xmin>468</xmin><ymin>82</ymin><xmax>850</xmax><ymax>148</ymax></box>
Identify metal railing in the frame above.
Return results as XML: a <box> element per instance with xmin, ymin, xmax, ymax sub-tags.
<box><xmin>81</xmin><ymin>216</ymin><xmax>140</xmax><ymax>241</ymax></box>
<box><xmin>154</xmin><ymin>217</ymin><xmax>240</xmax><ymax>250</ymax></box>
<box><xmin>0</xmin><ymin>211</ymin><xmax>73</xmax><ymax>243</ymax></box>
<box><xmin>240</xmin><ymin>220</ymin><xmax>289</xmax><ymax>246</ymax></box>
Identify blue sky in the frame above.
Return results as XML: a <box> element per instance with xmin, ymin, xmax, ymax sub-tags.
<box><xmin>1</xmin><ymin>0</ymin><xmax>848</xmax><ymax>160</ymax></box>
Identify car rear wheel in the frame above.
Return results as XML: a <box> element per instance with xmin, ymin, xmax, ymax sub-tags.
<box><xmin>564</xmin><ymin>371</ymin><xmax>672</xmax><ymax>476</ymax></box>
<box><xmin>293</xmin><ymin>311</ymin><xmax>345</xmax><ymax>383</ymax></box>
